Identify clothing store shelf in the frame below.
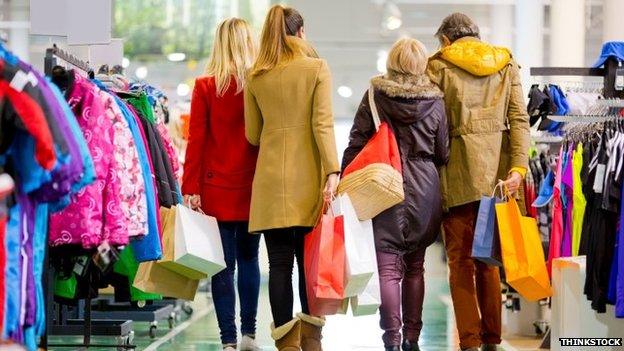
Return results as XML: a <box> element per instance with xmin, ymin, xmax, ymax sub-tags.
<box><xmin>547</xmin><ymin>115</ymin><xmax>617</xmax><ymax>123</ymax></box>
<box><xmin>595</xmin><ymin>99</ymin><xmax>624</xmax><ymax>108</ymax></box>
<box><xmin>530</xmin><ymin>67</ymin><xmax>605</xmax><ymax>77</ymax></box>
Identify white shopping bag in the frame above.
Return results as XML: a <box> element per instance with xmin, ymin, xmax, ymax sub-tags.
<box><xmin>350</xmin><ymin>214</ymin><xmax>380</xmax><ymax>316</ymax></box>
<box><xmin>174</xmin><ymin>204</ymin><xmax>226</xmax><ymax>277</ymax></box>
<box><xmin>332</xmin><ymin>194</ymin><xmax>376</xmax><ymax>297</ymax></box>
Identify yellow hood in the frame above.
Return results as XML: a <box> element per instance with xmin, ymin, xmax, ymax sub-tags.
<box><xmin>439</xmin><ymin>38</ymin><xmax>511</xmax><ymax>76</ymax></box>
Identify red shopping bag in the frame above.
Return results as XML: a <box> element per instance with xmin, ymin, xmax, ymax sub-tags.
<box><xmin>304</xmin><ymin>203</ymin><xmax>346</xmax><ymax>316</ymax></box>
<box><xmin>342</xmin><ymin>123</ymin><xmax>401</xmax><ymax>177</ymax></box>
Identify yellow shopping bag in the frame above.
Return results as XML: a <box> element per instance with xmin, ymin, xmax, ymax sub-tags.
<box><xmin>495</xmin><ymin>185</ymin><xmax>551</xmax><ymax>301</ymax></box>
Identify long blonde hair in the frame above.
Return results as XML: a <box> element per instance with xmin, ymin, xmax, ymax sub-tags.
<box><xmin>250</xmin><ymin>5</ymin><xmax>304</xmax><ymax>76</ymax></box>
<box><xmin>205</xmin><ymin>18</ymin><xmax>256</xmax><ymax>96</ymax></box>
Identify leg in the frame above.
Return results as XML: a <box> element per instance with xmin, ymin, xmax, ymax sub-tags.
<box><xmin>236</xmin><ymin>222</ymin><xmax>261</xmax><ymax>338</ymax></box>
<box><xmin>294</xmin><ymin>229</ymin><xmax>309</xmax><ymax>315</ymax></box>
<box><xmin>211</xmin><ymin>222</ymin><xmax>238</xmax><ymax>346</ymax></box>
<box><xmin>475</xmin><ymin>260</ymin><xmax>502</xmax><ymax>345</ymax></box>
<box><xmin>377</xmin><ymin>251</ymin><xmax>404</xmax><ymax>348</ymax></box>
<box><xmin>402</xmin><ymin>248</ymin><xmax>426</xmax><ymax>344</ymax></box>
<box><xmin>265</xmin><ymin>229</ymin><xmax>297</xmax><ymax>328</ymax></box>
<box><xmin>442</xmin><ymin>202</ymin><xmax>482</xmax><ymax>350</ymax></box>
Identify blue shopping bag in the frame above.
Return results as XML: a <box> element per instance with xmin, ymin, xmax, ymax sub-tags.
<box><xmin>472</xmin><ymin>195</ymin><xmax>503</xmax><ymax>266</ymax></box>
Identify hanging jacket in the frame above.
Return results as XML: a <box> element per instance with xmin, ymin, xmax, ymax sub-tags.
<box><xmin>427</xmin><ymin>37</ymin><xmax>530</xmax><ymax>209</ymax></box>
<box><xmin>183</xmin><ymin>76</ymin><xmax>259</xmax><ymax>221</ymax></box>
<box><xmin>342</xmin><ymin>72</ymin><xmax>448</xmax><ymax>254</ymax></box>
<box><xmin>49</xmin><ymin>72</ymin><xmax>126</xmax><ymax>248</ymax></box>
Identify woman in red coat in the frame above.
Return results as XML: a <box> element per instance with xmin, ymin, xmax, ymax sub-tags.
<box><xmin>182</xmin><ymin>18</ymin><xmax>260</xmax><ymax>351</ymax></box>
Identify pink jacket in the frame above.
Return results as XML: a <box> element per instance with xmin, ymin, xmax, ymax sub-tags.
<box><xmin>49</xmin><ymin>73</ymin><xmax>127</xmax><ymax>248</ymax></box>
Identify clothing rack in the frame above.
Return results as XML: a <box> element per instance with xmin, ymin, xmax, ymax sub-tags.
<box><xmin>41</xmin><ymin>45</ymin><xmax>135</xmax><ymax>350</ymax></box>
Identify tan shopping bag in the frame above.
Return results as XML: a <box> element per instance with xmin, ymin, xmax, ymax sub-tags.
<box><xmin>158</xmin><ymin>207</ymin><xmax>208</xmax><ymax>279</ymax></box>
<box><xmin>133</xmin><ymin>261</ymin><xmax>199</xmax><ymax>301</ymax></box>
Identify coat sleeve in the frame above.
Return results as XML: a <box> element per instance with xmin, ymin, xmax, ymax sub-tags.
<box><xmin>181</xmin><ymin>79</ymin><xmax>209</xmax><ymax>195</ymax></box>
<box><xmin>506</xmin><ymin>62</ymin><xmax>530</xmax><ymax>172</ymax></box>
<box><xmin>244</xmin><ymin>83</ymin><xmax>262</xmax><ymax>147</ymax></box>
<box><xmin>433</xmin><ymin>99</ymin><xmax>450</xmax><ymax>167</ymax></box>
<box><xmin>311</xmin><ymin>60</ymin><xmax>340</xmax><ymax>175</ymax></box>
<box><xmin>341</xmin><ymin>92</ymin><xmax>376</xmax><ymax>172</ymax></box>
<box><xmin>426</xmin><ymin>58</ymin><xmax>445</xmax><ymax>90</ymax></box>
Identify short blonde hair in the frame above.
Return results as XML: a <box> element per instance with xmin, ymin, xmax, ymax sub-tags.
<box><xmin>386</xmin><ymin>37</ymin><xmax>428</xmax><ymax>75</ymax></box>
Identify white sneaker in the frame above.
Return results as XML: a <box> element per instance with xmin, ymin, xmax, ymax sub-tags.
<box><xmin>240</xmin><ymin>335</ymin><xmax>260</xmax><ymax>351</ymax></box>
<box><xmin>223</xmin><ymin>346</ymin><xmax>236</xmax><ymax>351</ymax></box>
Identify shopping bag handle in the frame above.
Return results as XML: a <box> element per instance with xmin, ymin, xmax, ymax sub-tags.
<box><xmin>182</xmin><ymin>198</ymin><xmax>206</xmax><ymax>215</ymax></box>
<box><xmin>491</xmin><ymin>181</ymin><xmax>508</xmax><ymax>200</ymax></box>
<box><xmin>368</xmin><ymin>85</ymin><xmax>381</xmax><ymax>131</ymax></box>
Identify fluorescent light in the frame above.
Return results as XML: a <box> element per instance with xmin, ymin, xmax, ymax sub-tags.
<box><xmin>385</xmin><ymin>16</ymin><xmax>402</xmax><ymax>30</ymax></box>
<box><xmin>337</xmin><ymin>85</ymin><xmax>353</xmax><ymax>98</ymax></box>
<box><xmin>122</xmin><ymin>57</ymin><xmax>130</xmax><ymax>68</ymax></box>
<box><xmin>377</xmin><ymin>50</ymin><xmax>388</xmax><ymax>73</ymax></box>
<box><xmin>167</xmin><ymin>52</ymin><xmax>187</xmax><ymax>62</ymax></box>
<box><xmin>177</xmin><ymin>83</ymin><xmax>191</xmax><ymax>97</ymax></box>
<box><xmin>135</xmin><ymin>66</ymin><xmax>148</xmax><ymax>80</ymax></box>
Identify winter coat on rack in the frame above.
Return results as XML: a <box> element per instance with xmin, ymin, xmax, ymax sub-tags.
<box><xmin>426</xmin><ymin>37</ymin><xmax>530</xmax><ymax>209</ymax></box>
<box><xmin>182</xmin><ymin>76</ymin><xmax>259</xmax><ymax>221</ymax></box>
<box><xmin>342</xmin><ymin>72</ymin><xmax>448</xmax><ymax>254</ymax></box>
<box><xmin>244</xmin><ymin>37</ymin><xmax>340</xmax><ymax>233</ymax></box>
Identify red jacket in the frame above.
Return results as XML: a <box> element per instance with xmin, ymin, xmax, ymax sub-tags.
<box><xmin>182</xmin><ymin>76</ymin><xmax>258</xmax><ymax>221</ymax></box>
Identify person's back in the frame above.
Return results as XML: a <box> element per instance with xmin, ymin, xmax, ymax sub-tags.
<box><xmin>426</xmin><ymin>13</ymin><xmax>530</xmax><ymax>351</ymax></box>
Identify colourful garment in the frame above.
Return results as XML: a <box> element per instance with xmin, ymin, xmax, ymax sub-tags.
<box><xmin>548</xmin><ymin>147</ymin><xmax>564</xmax><ymax>276</ymax></box>
<box><xmin>49</xmin><ymin>72</ymin><xmax>126</xmax><ymax>248</ymax></box>
<box><xmin>572</xmin><ymin>143</ymin><xmax>587</xmax><ymax>256</ymax></box>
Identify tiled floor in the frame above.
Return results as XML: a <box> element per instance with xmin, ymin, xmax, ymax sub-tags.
<box><xmin>48</xmin><ymin>243</ymin><xmax>544</xmax><ymax>350</ymax></box>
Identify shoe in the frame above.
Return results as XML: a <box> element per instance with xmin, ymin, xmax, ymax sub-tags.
<box><xmin>402</xmin><ymin>339</ymin><xmax>420</xmax><ymax>351</ymax></box>
<box><xmin>240</xmin><ymin>334</ymin><xmax>260</xmax><ymax>351</ymax></box>
<box><xmin>271</xmin><ymin>318</ymin><xmax>302</xmax><ymax>351</ymax></box>
<box><xmin>297</xmin><ymin>313</ymin><xmax>325</xmax><ymax>351</ymax></box>
<box><xmin>481</xmin><ymin>345</ymin><xmax>499</xmax><ymax>351</ymax></box>
<box><xmin>223</xmin><ymin>345</ymin><xmax>236</xmax><ymax>351</ymax></box>
<box><xmin>385</xmin><ymin>347</ymin><xmax>401</xmax><ymax>351</ymax></box>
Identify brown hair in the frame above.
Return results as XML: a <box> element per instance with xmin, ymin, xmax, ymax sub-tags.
<box><xmin>435</xmin><ymin>13</ymin><xmax>480</xmax><ymax>43</ymax></box>
<box><xmin>250</xmin><ymin>5</ymin><xmax>304</xmax><ymax>76</ymax></box>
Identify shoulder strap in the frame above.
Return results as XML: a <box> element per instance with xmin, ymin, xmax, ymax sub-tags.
<box><xmin>368</xmin><ymin>85</ymin><xmax>381</xmax><ymax>131</ymax></box>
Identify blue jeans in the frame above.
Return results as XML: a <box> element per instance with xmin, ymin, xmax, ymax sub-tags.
<box><xmin>212</xmin><ymin>222</ymin><xmax>261</xmax><ymax>345</ymax></box>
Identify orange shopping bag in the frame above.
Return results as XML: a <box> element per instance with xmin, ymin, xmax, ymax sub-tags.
<box><xmin>304</xmin><ymin>202</ymin><xmax>346</xmax><ymax>316</ymax></box>
<box><xmin>338</xmin><ymin>86</ymin><xmax>404</xmax><ymax>220</ymax></box>
<box><xmin>496</xmin><ymin>184</ymin><xmax>552</xmax><ymax>301</ymax></box>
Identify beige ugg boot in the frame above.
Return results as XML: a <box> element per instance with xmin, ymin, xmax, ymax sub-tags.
<box><xmin>297</xmin><ymin>313</ymin><xmax>325</xmax><ymax>351</ymax></box>
<box><xmin>271</xmin><ymin>318</ymin><xmax>302</xmax><ymax>351</ymax></box>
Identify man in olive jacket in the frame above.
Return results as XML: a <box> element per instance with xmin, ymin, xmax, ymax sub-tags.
<box><xmin>426</xmin><ymin>13</ymin><xmax>530</xmax><ymax>351</ymax></box>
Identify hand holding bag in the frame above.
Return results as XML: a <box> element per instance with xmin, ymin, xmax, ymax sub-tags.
<box><xmin>338</xmin><ymin>86</ymin><xmax>404</xmax><ymax>220</ymax></box>
<box><xmin>304</xmin><ymin>201</ymin><xmax>346</xmax><ymax>316</ymax></box>
<box><xmin>496</xmin><ymin>184</ymin><xmax>551</xmax><ymax>301</ymax></box>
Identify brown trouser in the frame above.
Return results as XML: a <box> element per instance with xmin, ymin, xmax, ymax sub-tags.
<box><xmin>443</xmin><ymin>202</ymin><xmax>502</xmax><ymax>350</ymax></box>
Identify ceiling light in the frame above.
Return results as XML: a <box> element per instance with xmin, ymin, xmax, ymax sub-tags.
<box><xmin>337</xmin><ymin>85</ymin><xmax>353</xmax><ymax>98</ymax></box>
<box><xmin>168</xmin><ymin>52</ymin><xmax>187</xmax><ymax>62</ymax></box>
<box><xmin>382</xmin><ymin>1</ymin><xmax>402</xmax><ymax>31</ymax></box>
<box><xmin>385</xmin><ymin>16</ymin><xmax>402</xmax><ymax>31</ymax></box>
<box><xmin>177</xmin><ymin>83</ymin><xmax>191</xmax><ymax>97</ymax></box>
<box><xmin>122</xmin><ymin>57</ymin><xmax>130</xmax><ymax>68</ymax></box>
<box><xmin>135</xmin><ymin>66</ymin><xmax>148</xmax><ymax>80</ymax></box>
<box><xmin>377</xmin><ymin>50</ymin><xmax>388</xmax><ymax>74</ymax></box>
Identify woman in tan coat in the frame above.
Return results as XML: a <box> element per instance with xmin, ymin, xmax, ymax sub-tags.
<box><xmin>244</xmin><ymin>5</ymin><xmax>340</xmax><ymax>351</ymax></box>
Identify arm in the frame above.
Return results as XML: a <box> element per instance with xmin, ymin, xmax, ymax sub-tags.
<box><xmin>244</xmin><ymin>83</ymin><xmax>263</xmax><ymax>146</ymax></box>
<box><xmin>433</xmin><ymin>99</ymin><xmax>449</xmax><ymax>167</ymax></box>
<box><xmin>311</xmin><ymin>60</ymin><xmax>340</xmax><ymax>175</ymax></box>
<box><xmin>506</xmin><ymin>62</ymin><xmax>530</xmax><ymax>177</ymax></box>
<box><xmin>341</xmin><ymin>91</ymin><xmax>376</xmax><ymax>172</ymax></box>
<box><xmin>181</xmin><ymin>79</ymin><xmax>209</xmax><ymax>196</ymax></box>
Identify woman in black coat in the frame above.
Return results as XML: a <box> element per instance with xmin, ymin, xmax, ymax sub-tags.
<box><xmin>342</xmin><ymin>38</ymin><xmax>449</xmax><ymax>351</ymax></box>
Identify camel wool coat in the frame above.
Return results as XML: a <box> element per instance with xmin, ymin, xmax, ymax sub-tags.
<box><xmin>244</xmin><ymin>38</ymin><xmax>340</xmax><ymax>233</ymax></box>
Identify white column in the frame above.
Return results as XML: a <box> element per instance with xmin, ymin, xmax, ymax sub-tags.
<box><xmin>8</xmin><ymin>0</ymin><xmax>29</xmax><ymax>61</ymax></box>
<box><xmin>603</xmin><ymin>0</ymin><xmax>624</xmax><ymax>42</ymax></box>
<box><xmin>549</xmin><ymin>0</ymin><xmax>586</xmax><ymax>66</ymax></box>
<box><xmin>514</xmin><ymin>0</ymin><xmax>544</xmax><ymax>91</ymax></box>
<box><xmin>489</xmin><ymin>4</ymin><xmax>513</xmax><ymax>49</ymax></box>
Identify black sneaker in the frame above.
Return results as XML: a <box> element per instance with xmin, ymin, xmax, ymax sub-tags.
<box><xmin>402</xmin><ymin>339</ymin><xmax>420</xmax><ymax>351</ymax></box>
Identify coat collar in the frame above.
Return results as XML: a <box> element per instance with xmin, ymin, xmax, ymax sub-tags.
<box><xmin>370</xmin><ymin>71</ymin><xmax>443</xmax><ymax>99</ymax></box>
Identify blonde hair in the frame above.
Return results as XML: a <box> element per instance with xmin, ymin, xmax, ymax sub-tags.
<box><xmin>386</xmin><ymin>37</ymin><xmax>428</xmax><ymax>75</ymax></box>
<box><xmin>205</xmin><ymin>18</ymin><xmax>256</xmax><ymax>96</ymax></box>
<box><xmin>250</xmin><ymin>5</ymin><xmax>304</xmax><ymax>76</ymax></box>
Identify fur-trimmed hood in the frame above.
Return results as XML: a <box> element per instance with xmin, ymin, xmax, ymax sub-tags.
<box><xmin>370</xmin><ymin>71</ymin><xmax>443</xmax><ymax>99</ymax></box>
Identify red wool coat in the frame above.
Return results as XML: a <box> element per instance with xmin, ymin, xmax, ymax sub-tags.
<box><xmin>182</xmin><ymin>76</ymin><xmax>259</xmax><ymax>221</ymax></box>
